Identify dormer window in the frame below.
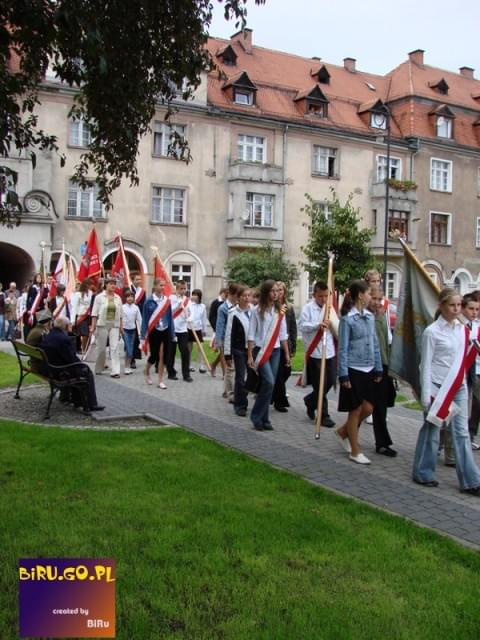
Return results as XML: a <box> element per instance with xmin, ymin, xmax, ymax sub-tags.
<box><xmin>370</xmin><ymin>112</ymin><xmax>387</xmax><ymax>129</ymax></box>
<box><xmin>216</xmin><ymin>44</ymin><xmax>237</xmax><ymax>67</ymax></box>
<box><xmin>222</xmin><ymin>71</ymin><xmax>257</xmax><ymax>107</ymax></box>
<box><xmin>436</xmin><ymin>115</ymin><xmax>452</xmax><ymax>138</ymax></box>
<box><xmin>315</xmin><ymin>65</ymin><xmax>331</xmax><ymax>85</ymax></box>
<box><xmin>295</xmin><ymin>85</ymin><xmax>329</xmax><ymax>118</ymax></box>
<box><xmin>234</xmin><ymin>89</ymin><xmax>254</xmax><ymax>105</ymax></box>
<box><xmin>359</xmin><ymin>99</ymin><xmax>389</xmax><ymax>130</ymax></box>
<box><xmin>429</xmin><ymin>78</ymin><xmax>449</xmax><ymax>95</ymax></box>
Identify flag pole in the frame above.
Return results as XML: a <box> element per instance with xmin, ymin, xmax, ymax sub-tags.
<box><xmin>397</xmin><ymin>236</ymin><xmax>440</xmax><ymax>294</ymax></box>
<box><xmin>315</xmin><ymin>253</ymin><xmax>334</xmax><ymax>440</ymax></box>
<box><xmin>190</xmin><ymin>327</ymin><xmax>212</xmax><ymax>373</ymax></box>
<box><xmin>117</xmin><ymin>231</ymin><xmax>132</xmax><ymax>288</ymax></box>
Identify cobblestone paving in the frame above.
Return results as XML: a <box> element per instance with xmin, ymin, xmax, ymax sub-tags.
<box><xmin>3</xmin><ymin>340</ymin><xmax>480</xmax><ymax>548</ymax></box>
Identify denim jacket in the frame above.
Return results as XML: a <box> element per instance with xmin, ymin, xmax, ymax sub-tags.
<box><xmin>338</xmin><ymin>308</ymin><xmax>382</xmax><ymax>380</ymax></box>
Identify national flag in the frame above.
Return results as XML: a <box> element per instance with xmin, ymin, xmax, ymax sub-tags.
<box><xmin>65</xmin><ymin>256</ymin><xmax>76</xmax><ymax>303</ymax></box>
<box><xmin>153</xmin><ymin>254</ymin><xmax>173</xmax><ymax>297</ymax></box>
<box><xmin>389</xmin><ymin>239</ymin><xmax>439</xmax><ymax>399</ymax></box>
<box><xmin>78</xmin><ymin>227</ymin><xmax>102</xmax><ymax>284</ymax></box>
<box><xmin>49</xmin><ymin>247</ymin><xmax>66</xmax><ymax>298</ymax></box>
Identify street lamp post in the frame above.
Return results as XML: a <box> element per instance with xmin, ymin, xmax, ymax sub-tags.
<box><xmin>382</xmin><ymin>107</ymin><xmax>391</xmax><ymax>288</ymax></box>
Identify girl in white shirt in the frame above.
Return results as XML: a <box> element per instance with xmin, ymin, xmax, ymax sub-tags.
<box><xmin>187</xmin><ymin>289</ymin><xmax>208</xmax><ymax>373</ymax></box>
<box><xmin>122</xmin><ymin>291</ymin><xmax>142</xmax><ymax>374</ymax></box>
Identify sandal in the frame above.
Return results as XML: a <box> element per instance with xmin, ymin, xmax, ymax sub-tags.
<box><xmin>158</xmin><ymin>382</ymin><xmax>167</xmax><ymax>390</ymax></box>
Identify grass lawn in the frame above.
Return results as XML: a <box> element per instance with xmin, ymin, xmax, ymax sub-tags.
<box><xmin>0</xmin><ymin>351</ymin><xmax>43</xmax><ymax>389</ymax></box>
<box><xmin>1</xmin><ymin>421</ymin><xmax>480</xmax><ymax>639</ymax></box>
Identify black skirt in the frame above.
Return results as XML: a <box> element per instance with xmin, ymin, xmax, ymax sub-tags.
<box><xmin>74</xmin><ymin>316</ymin><xmax>90</xmax><ymax>337</ymax></box>
<box><xmin>338</xmin><ymin>368</ymin><xmax>378</xmax><ymax>412</ymax></box>
<box><xmin>187</xmin><ymin>329</ymin><xmax>203</xmax><ymax>343</ymax></box>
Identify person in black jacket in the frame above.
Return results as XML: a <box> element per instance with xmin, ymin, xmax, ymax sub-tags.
<box><xmin>208</xmin><ymin>287</ymin><xmax>228</xmax><ymax>377</ymax></box>
<box><xmin>272</xmin><ymin>281</ymin><xmax>297</xmax><ymax>412</ymax></box>
<box><xmin>224</xmin><ymin>285</ymin><xmax>251</xmax><ymax>417</ymax></box>
<box><xmin>41</xmin><ymin>317</ymin><xmax>104</xmax><ymax>411</ymax></box>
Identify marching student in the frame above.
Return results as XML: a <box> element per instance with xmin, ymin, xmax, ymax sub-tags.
<box><xmin>208</xmin><ymin>287</ymin><xmax>227</xmax><ymax>378</ymax></box>
<box><xmin>247</xmin><ymin>280</ymin><xmax>290</xmax><ymax>431</ymax></box>
<box><xmin>90</xmin><ymin>277</ymin><xmax>123</xmax><ymax>378</ymax></box>
<box><xmin>168</xmin><ymin>280</ymin><xmax>192</xmax><ymax>382</ymax></box>
<box><xmin>335</xmin><ymin>280</ymin><xmax>383</xmax><ymax>465</ymax></box>
<box><xmin>461</xmin><ymin>293</ymin><xmax>480</xmax><ymax>451</ymax></box>
<box><xmin>271</xmin><ymin>281</ymin><xmax>297</xmax><ymax>413</ymax></box>
<box><xmin>187</xmin><ymin>289</ymin><xmax>208</xmax><ymax>373</ymax></box>
<box><xmin>141</xmin><ymin>278</ymin><xmax>175</xmax><ymax>389</ymax></box>
<box><xmin>299</xmin><ymin>280</ymin><xmax>338</xmax><ymax>426</ymax></box>
<box><xmin>224</xmin><ymin>285</ymin><xmax>251</xmax><ymax>416</ymax></box>
<box><xmin>48</xmin><ymin>283</ymin><xmax>71</xmax><ymax>321</ymax></box>
<box><xmin>130</xmin><ymin>273</ymin><xmax>146</xmax><ymax>369</ymax></box>
<box><xmin>413</xmin><ymin>288</ymin><xmax>480</xmax><ymax>494</ymax></box>
<box><xmin>368</xmin><ymin>286</ymin><xmax>397</xmax><ymax>457</ymax></box>
<box><xmin>122</xmin><ymin>290</ymin><xmax>142</xmax><ymax>374</ymax></box>
<box><xmin>24</xmin><ymin>273</ymin><xmax>47</xmax><ymax>340</ymax></box>
<box><xmin>216</xmin><ymin>283</ymin><xmax>239</xmax><ymax>400</ymax></box>
<box><xmin>71</xmin><ymin>278</ymin><xmax>93</xmax><ymax>353</ymax></box>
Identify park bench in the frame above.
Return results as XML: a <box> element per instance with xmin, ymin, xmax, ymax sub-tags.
<box><xmin>12</xmin><ymin>340</ymin><xmax>91</xmax><ymax>420</ymax></box>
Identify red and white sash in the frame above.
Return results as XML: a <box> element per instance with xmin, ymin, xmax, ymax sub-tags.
<box><xmin>52</xmin><ymin>297</ymin><xmax>67</xmax><ymax>320</ymax></box>
<box><xmin>28</xmin><ymin>286</ymin><xmax>45</xmax><ymax>326</ymax></box>
<box><xmin>254</xmin><ymin>310</ymin><xmax>284</xmax><ymax>370</ymax></box>
<box><xmin>142</xmin><ymin>297</ymin><xmax>171</xmax><ymax>353</ymax></box>
<box><xmin>427</xmin><ymin>325</ymin><xmax>469</xmax><ymax>426</ymax></box>
<box><xmin>172</xmin><ymin>296</ymin><xmax>189</xmax><ymax>319</ymax></box>
<box><xmin>134</xmin><ymin>287</ymin><xmax>145</xmax><ymax>306</ymax></box>
<box><xmin>75</xmin><ymin>309</ymin><xmax>90</xmax><ymax>326</ymax></box>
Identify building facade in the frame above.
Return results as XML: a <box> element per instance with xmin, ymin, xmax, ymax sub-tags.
<box><xmin>3</xmin><ymin>32</ymin><xmax>480</xmax><ymax>307</ymax></box>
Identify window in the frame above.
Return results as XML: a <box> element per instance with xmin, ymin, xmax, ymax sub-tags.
<box><xmin>67</xmin><ymin>181</ymin><xmax>103</xmax><ymax>218</ymax></box>
<box><xmin>430</xmin><ymin>158</ymin><xmax>452</xmax><ymax>192</ymax></box>
<box><xmin>386</xmin><ymin>272</ymin><xmax>399</xmax><ymax>299</ymax></box>
<box><xmin>307</xmin><ymin>102</ymin><xmax>328</xmax><ymax>117</ymax></box>
<box><xmin>237</xmin><ymin>134</ymin><xmax>266</xmax><ymax>163</ymax></box>
<box><xmin>436</xmin><ymin>116</ymin><xmax>452</xmax><ymax>139</ymax></box>
<box><xmin>313</xmin><ymin>146</ymin><xmax>338</xmax><ymax>177</ymax></box>
<box><xmin>388</xmin><ymin>210</ymin><xmax>409</xmax><ymax>240</ymax></box>
<box><xmin>313</xmin><ymin>201</ymin><xmax>332</xmax><ymax>222</ymax></box>
<box><xmin>171</xmin><ymin>264</ymin><xmax>192</xmax><ymax>293</ymax></box>
<box><xmin>429</xmin><ymin>211</ymin><xmax>452</xmax><ymax>245</ymax></box>
<box><xmin>376</xmin><ymin>155</ymin><xmax>401</xmax><ymax>181</ymax></box>
<box><xmin>153</xmin><ymin>122</ymin><xmax>186</xmax><ymax>157</ymax></box>
<box><xmin>152</xmin><ymin>187</ymin><xmax>185</xmax><ymax>224</ymax></box>
<box><xmin>476</xmin><ymin>218</ymin><xmax>480</xmax><ymax>248</ymax></box>
<box><xmin>68</xmin><ymin>118</ymin><xmax>92</xmax><ymax>147</ymax></box>
<box><xmin>234</xmin><ymin>89</ymin><xmax>254</xmax><ymax>106</ymax></box>
<box><xmin>246</xmin><ymin>193</ymin><xmax>274</xmax><ymax>227</ymax></box>
<box><xmin>370</xmin><ymin>112</ymin><xmax>387</xmax><ymax>129</ymax></box>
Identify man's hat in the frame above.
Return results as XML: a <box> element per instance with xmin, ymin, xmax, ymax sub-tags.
<box><xmin>35</xmin><ymin>309</ymin><xmax>52</xmax><ymax>323</ymax></box>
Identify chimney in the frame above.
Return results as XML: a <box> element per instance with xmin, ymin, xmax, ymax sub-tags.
<box><xmin>459</xmin><ymin>66</ymin><xmax>474</xmax><ymax>79</ymax></box>
<box><xmin>408</xmin><ymin>49</ymin><xmax>425</xmax><ymax>66</ymax></box>
<box><xmin>231</xmin><ymin>28</ymin><xmax>253</xmax><ymax>54</ymax></box>
<box><xmin>343</xmin><ymin>57</ymin><xmax>356</xmax><ymax>73</ymax></box>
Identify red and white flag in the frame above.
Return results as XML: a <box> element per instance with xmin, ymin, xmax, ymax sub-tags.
<box><xmin>49</xmin><ymin>247</ymin><xmax>67</xmax><ymax>298</ymax></box>
<box><xmin>65</xmin><ymin>256</ymin><xmax>76</xmax><ymax>303</ymax></box>
<box><xmin>153</xmin><ymin>254</ymin><xmax>173</xmax><ymax>297</ymax></box>
<box><xmin>111</xmin><ymin>233</ymin><xmax>132</xmax><ymax>297</ymax></box>
<box><xmin>78</xmin><ymin>227</ymin><xmax>102</xmax><ymax>284</ymax></box>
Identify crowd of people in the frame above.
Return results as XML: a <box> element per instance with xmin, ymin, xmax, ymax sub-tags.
<box><xmin>4</xmin><ymin>267</ymin><xmax>480</xmax><ymax>494</ymax></box>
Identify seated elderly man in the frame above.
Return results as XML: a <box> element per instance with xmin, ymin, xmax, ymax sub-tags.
<box><xmin>26</xmin><ymin>309</ymin><xmax>52</xmax><ymax>348</ymax></box>
<box><xmin>41</xmin><ymin>317</ymin><xmax>104</xmax><ymax>412</ymax></box>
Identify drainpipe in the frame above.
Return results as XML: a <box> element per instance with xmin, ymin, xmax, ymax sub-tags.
<box><xmin>282</xmin><ymin>124</ymin><xmax>288</xmax><ymax>250</ymax></box>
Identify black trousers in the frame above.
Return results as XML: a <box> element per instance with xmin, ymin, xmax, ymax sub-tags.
<box><xmin>232</xmin><ymin>348</ymin><xmax>248</xmax><ymax>410</ymax></box>
<box><xmin>271</xmin><ymin>349</ymin><xmax>291</xmax><ymax>408</ymax></box>
<box><xmin>147</xmin><ymin>328</ymin><xmax>171</xmax><ymax>367</ymax></box>
<box><xmin>167</xmin><ymin>332</ymin><xmax>190</xmax><ymax>380</ymax></box>
<box><xmin>371</xmin><ymin>365</ymin><xmax>393</xmax><ymax>448</ymax></box>
<box><xmin>469</xmin><ymin>375</ymin><xmax>480</xmax><ymax>439</ymax></box>
<box><xmin>304</xmin><ymin>356</ymin><xmax>336</xmax><ymax>418</ymax></box>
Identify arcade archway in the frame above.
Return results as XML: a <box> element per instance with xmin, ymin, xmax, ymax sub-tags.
<box><xmin>0</xmin><ymin>242</ymin><xmax>35</xmax><ymax>289</ymax></box>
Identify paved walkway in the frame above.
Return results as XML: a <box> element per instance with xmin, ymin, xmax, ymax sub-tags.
<box><xmin>3</xmin><ymin>340</ymin><xmax>480</xmax><ymax>548</ymax></box>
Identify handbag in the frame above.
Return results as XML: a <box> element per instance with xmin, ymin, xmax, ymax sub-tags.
<box><xmin>245</xmin><ymin>366</ymin><xmax>260</xmax><ymax>393</ymax></box>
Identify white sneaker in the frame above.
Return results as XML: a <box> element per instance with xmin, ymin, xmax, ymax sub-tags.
<box><xmin>189</xmin><ymin>366</ymin><xmax>196</xmax><ymax>372</ymax></box>
<box><xmin>199</xmin><ymin>366</ymin><xmax>207</xmax><ymax>373</ymax></box>
<box><xmin>335</xmin><ymin>430</ymin><xmax>352</xmax><ymax>453</ymax></box>
<box><xmin>125</xmin><ymin>368</ymin><xmax>132</xmax><ymax>375</ymax></box>
<box><xmin>365</xmin><ymin>415</ymin><xmax>373</xmax><ymax>424</ymax></box>
<box><xmin>472</xmin><ymin>442</ymin><xmax>480</xmax><ymax>450</ymax></box>
<box><xmin>349</xmin><ymin>453</ymin><xmax>371</xmax><ymax>465</ymax></box>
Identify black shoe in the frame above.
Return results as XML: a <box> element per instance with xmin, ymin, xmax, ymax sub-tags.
<box><xmin>376</xmin><ymin>446</ymin><xmax>397</xmax><ymax>457</ymax></box>
<box><xmin>90</xmin><ymin>405</ymin><xmax>105</xmax><ymax>412</ymax></box>
<box><xmin>413</xmin><ymin>478</ymin><xmax>439</xmax><ymax>487</ymax></box>
<box><xmin>263</xmin><ymin>421</ymin><xmax>274</xmax><ymax>430</ymax></box>
<box><xmin>252</xmin><ymin>424</ymin><xmax>264</xmax><ymax>431</ymax></box>
<box><xmin>184</xmin><ymin>377</ymin><xmax>193</xmax><ymax>382</ymax></box>
<box><xmin>235</xmin><ymin>409</ymin><xmax>247</xmax><ymax>417</ymax></box>
<box><xmin>321</xmin><ymin>417</ymin><xmax>336</xmax><ymax>428</ymax></box>
<box><xmin>274</xmin><ymin>405</ymin><xmax>288</xmax><ymax>413</ymax></box>
<box><xmin>462</xmin><ymin>486</ymin><xmax>480</xmax><ymax>496</ymax></box>
<box><xmin>284</xmin><ymin>399</ymin><xmax>290</xmax><ymax>407</ymax></box>
<box><xmin>168</xmin><ymin>375</ymin><xmax>179</xmax><ymax>380</ymax></box>
<box><xmin>305</xmin><ymin>406</ymin><xmax>315</xmax><ymax>421</ymax></box>
<box><xmin>130</xmin><ymin>362</ymin><xmax>137</xmax><ymax>369</ymax></box>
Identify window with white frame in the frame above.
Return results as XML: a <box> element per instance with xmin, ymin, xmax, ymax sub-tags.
<box><xmin>312</xmin><ymin>146</ymin><xmax>338</xmax><ymax>177</ymax></box>
<box><xmin>313</xmin><ymin>201</ymin><xmax>332</xmax><ymax>222</ymax></box>
<box><xmin>476</xmin><ymin>217</ymin><xmax>480</xmax><ymax>248</ymax></box>
<box><xmin>430</xmin><ymin>158</ymin><xmax>452</xmax><ymax>192</ymax></box>
<box><xmin>171</xmin><ymin>263</ymin><xmax>192</xmax><ymax>293</ymax></box>
<box><xmin>388</xmin><ymin>210</ymin><xmax>409</xmax><ymax>240</ymax></box>
<box><xmin>153</xmin><ymin>122</ymin><xmax>186</xmax><ymax>157</ymax></box>
<box><xmin>246</xmin><ymin>193</ymin><xmax>274</xmax><ymax>227</ymax></box>
<box><xmin>436</xmin><ymin>116</ymin><xmax>452</xmax><ymax>139</ymax></box>
<box><xmin>376</xmin><ymin>155</ymin><xmax>401</xmax><ymax>182</ymax></box>
<box><xmin>68</xmin><ymin>118</ymin><xmax>92</xmax><ymax>147</ymax></box>
<box><xmin>237</xmin><ymin>134</ymin><xmax>266</xmax><ymax>163</ymax></box>
<box><xmin>429</xmin><ymin>211</ymin><xmax>452</xmax><ymax>245</ymax></box>
<box><xmin>67</xmin><ymin>180</ymin><xmax>103</xmax><ymax>218</ymax></box>
<box><xmin>234</xmin><ymin>89</ymin><xmax>254</xmax><ymax>105</ymax></box>
<box><xmin>370</xmin><ymin>112</ymin><xmax>387</xmax><ymax>129</ymax></box>
<box><xmin>151</xmin><ymin>187</ymin><xmax>185</xmax><ymax>224</ymax></box>
<box><xmin>386</xmin><ymin>272</ymin><xmax>399</xmax><ymax>299</ymax></box>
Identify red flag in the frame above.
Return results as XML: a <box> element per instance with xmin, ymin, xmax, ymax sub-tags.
<box><xmin>111</xmin><ymin>250</ymin><xmax>129</xmax><ymax>297</ymax></box>
<box><xmin>49</xmin><ymin>247</ymin><xmax>66</xmax><ymax>298</ymax></box>
<box><xmin>153</xmin><ymin>254</ymin><xmax>173</xmax><ymax>296</ymax></box>
<box><xmin>78</xmin><ymin>228</ymin><xmax>101</xmax><ymax>284</ymax></box>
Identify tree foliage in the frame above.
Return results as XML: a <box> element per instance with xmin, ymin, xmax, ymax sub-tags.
<box><xmin>301</xmin><ymin>190</ymin><xmax>379</xmax><ymax>293</ymax></box>
<box><xmin>225</xmin><ymin>242</ymin><xmax>299</xmax><ymax>292</ymax></box>
<box><xmin>0</xmin><ymin>0</ymin><xmax>266</xmax><ymax>225</ymax></box>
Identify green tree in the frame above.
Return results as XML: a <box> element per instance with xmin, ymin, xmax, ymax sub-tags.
<box><xmin>1</xmin><ymin>0</ymin><xmax>266</xmax><ymax>226</ymax></box>
<box><xmin>225</xmin><ymin>242</ymin><xmax>299</xmax><ymax>292</ymax></box>
<box><xmin>301</xmin><ymin>190</ymin><xmax>379</xmax><ymax>293</ymax></box>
